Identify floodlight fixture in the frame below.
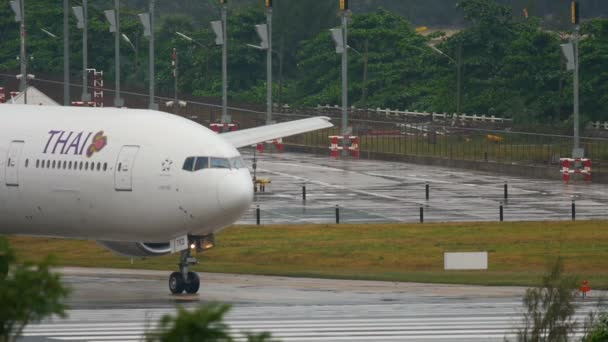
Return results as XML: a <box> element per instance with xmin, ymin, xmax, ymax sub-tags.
<box><xmin>211</xmin><ymin>20</ymin><xmax>224</xmax><ymax>45</ymax></box>
<box><xmin>330</xmin><ymin>28</ymin><xmax>344</xmax><ymax>54</ymax></box>
<box><xmin>340</xmin><ymin>0</ymin><xmax>349</xmax><ymax>11</ymax></box>
<box><xmin>10</xmin><ymin>0</ymin><xmax>22</xmax><ymax>22</ymax></box>
<box><xmin>40</xmin><ymin>28</ymin><xmax>57</xmax><ymax>38</ymax></box>
<box><xmin>176</xmin><ymin>31</ymin><xmax>193</xmax><ymax>42</ymax></box>
<box><xmin>72</xmin><ymin>6</ymin><xmax>84</xmax><ymax>29</ymax></box>
<box><xmin>561</xmin><ymin>43</ymin><xmax>575</xmax><ymax>71</ymax></box>
<box><xmin>571</xmin><ymin>0</ymin><xmax>580</xmax><ymax>25</ymax></box>
<box><xmin>121</xmin><ymin>33</ymin><xmax>136</xmax><ymax>51</ymax></box>
<box><xmin>255</xmin><ymin>24</ymin><xmax>269</xmax><ymax>49</ymax></box>
<box><xmin>104</xmin><ymin>9</ymin><xmax>117</xmax><ymax>32</ymax></box>
<box><xmin>138</xmin><ymin>13</ymin><xmax>151</xmax><ymax>37</ymax></box>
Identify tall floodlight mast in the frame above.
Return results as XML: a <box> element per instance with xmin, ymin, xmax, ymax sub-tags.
<box><xmin>211</xmin><ymin>0</ymin><xmax>230</xmax><ymax>123</ymax></box>
<box><xmin>10</xmin><ymin>0</ymin><xmax>27</xmax><ymax>104</ymax></box>
<box><xmin>172</xmin><ymin>48</ymin><xmax>178</xmax><ymax>114</ymax></box>
<box><xmin>561</xmin><ymin>1</ymin><xmax>583</xmax><ymax>158</ymax></box>
<box><xmin>63</xmin><ymin>0</ymin><xmax>70</xmax><ymax>105</ymax></box>
<box><xmin>571</xmin><ymin>0</ymin><xmax>582</xmax><ymax>158</ymax></box>
<box><xmin>264</xmin><ymin>0</ymin><xmax>273</xmax><ymax>124</ymax></box>
<box><xmin>248</xmin><ymin>1</ymin><xmax>273</xmax><ymax>125</ymax></box>
<box><xmin>330</xmin><ymin>0</ymin><xmax>350</xmax><ymax>155</ymax></box>
<box><xmin>104</xmin><ymin>0</ymin><xmax>124</xmax><ymax>107</ymax></box>
<box><xmin>73</xmin><ymin>2</ymin><xmax>91</xmax><ymax>101</ymax></box>
<box><xmin>138</xmin><ymin>0</ymin><xmax>158</xmax><ymax>110</ymax></box>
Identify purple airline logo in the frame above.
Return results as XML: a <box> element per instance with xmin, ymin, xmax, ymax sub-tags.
<box><xmin>44</xmin><ymin>130</ymin><xmax>108</xmax><ymax>158</ymax></box>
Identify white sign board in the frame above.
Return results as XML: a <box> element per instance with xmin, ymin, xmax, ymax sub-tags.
<box><xmin>444</xmin><ymin>252</ymin><xmax>488</xmax><ymax>270</ymax></box>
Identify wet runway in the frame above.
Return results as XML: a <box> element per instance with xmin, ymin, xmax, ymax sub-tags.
<box><xmin>238</xmin><ymin>151</ymin><xmax>608</xmax><ymax>224</ymax></box>
<box><xmin>21</xmin><ymin>268</ymin><xmax>600</xmax><ymax>342</ymax></box>
<box><xmin>20</xmin><ymin>155</ymin><xmax>607</xmax><ymax>341</ymax></box>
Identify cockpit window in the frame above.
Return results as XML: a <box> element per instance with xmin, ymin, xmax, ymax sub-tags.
<box><xmin>184</xmin><ymin>156</ymin><xmax>235</xmax><ymax>171</ymax></box>
<box><xmin>194</xmin><ymin>157</ymin><xmax>209</xmax><ymax>171</ymax></box>
<box><xmin>183</xmin><ymin>157</ymin><xmax>195</xmax><ymax>172</ymax></box>
<box><xmin>230</xmin><ymin>157</ymin><xmax>245</xmax><ymax>169</ymax></box>
<box><xmin>210</xmin><ymin>157</ymin><xmax>231</xmax><ymax>169</ymax></box>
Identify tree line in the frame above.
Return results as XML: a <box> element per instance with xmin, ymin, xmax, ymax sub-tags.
<box><xmin>0</xmin><ymin>0</ymin><xmax>607</xmax><ymax>126</ymax></box>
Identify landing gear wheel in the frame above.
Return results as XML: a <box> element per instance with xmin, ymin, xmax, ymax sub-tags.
<box><xmin>185</xmin><ymin>272</ymin><xmax>200</xmax><ymax>294</ymax></box>
<box><xmin>169</xmin><ymin>271</ymin><xmax>185</xmax><ymax>294</ymax></box>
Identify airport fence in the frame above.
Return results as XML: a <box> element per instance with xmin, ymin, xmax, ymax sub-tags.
<box><xmin>164</xmin><ymin>100</ymin><xmax>608</xmax><ymax>184</ymax></box>
<box><xmin>284</xmin><ymin>123</ymin><xmax>608</xmax><ymax>183</ymax></box>
<box><xmin>10</xmin><ymin>73</ymin><xmax>608</xmax><ymax>183</ymax></box>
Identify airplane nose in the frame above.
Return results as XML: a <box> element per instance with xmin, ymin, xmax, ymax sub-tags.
<box><xmin>216</xmin><ymin>171</ymin><xmax>253</xmax><ymax>214</ymax></box>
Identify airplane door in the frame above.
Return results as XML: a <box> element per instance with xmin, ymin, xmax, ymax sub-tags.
<box><xmin>5</xmin><ymin>141</ymin><xmax>24</xmax><ymax>187</ymax></box>
<box><xmin>114</xmin><ymin>145</ymin><xmax>140</xmax><ymax>191</ymax></box>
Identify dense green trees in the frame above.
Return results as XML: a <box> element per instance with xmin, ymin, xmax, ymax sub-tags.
<box><xmin>1</xmin><ymin>0</ymin><xmax>608</xmax><ymax>125</ymax></box>
<box><xmin>0</xmin><ymin>237</ymin><xmax>70</xmax><ymax>342</ymax></box>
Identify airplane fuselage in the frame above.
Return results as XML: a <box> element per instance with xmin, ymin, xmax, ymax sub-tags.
<box><xmin>0</xmin><ymin>105</ymin><xmax>253</xmax><ymax>243</ymax></box>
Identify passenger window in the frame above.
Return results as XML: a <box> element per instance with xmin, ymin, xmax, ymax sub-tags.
<box><xmin>194</xmin><ymin>157</ymin><xmax>209</xmax><ymax>171</ymax></box>
<box><xmin>182</xmin><ymin>157</ymin><xmax>195</xmax><ymax>172</ymax></box>
<box><xmin>63</xmin><ymin>161</ymin><xmax>67</xmax><ymax>169</ymax></box>
<box><xmin>68</xmin><ymin>161</ymin><xmax>72</xmax><ymax>170</ymax></box>
<box><xmin>36</xmin><ymin>160</ymin><xmax>39</xmax><ymax>168</ymax></box>
<box><xmin>103</xmin><ymin>162</ymin><xmax>107</xmax><ymax>171</ymax></box>
<box><xmin>118</xmin><ymin>163</ymin><xmax>122</xmax><ymax>172</ymax></box>
<box><xmin>52</xmin><ymin>160</ymin><xmax>56</xmax><ymax>169</ymax></box>
<box><xmin>79</xmin><ymin>161</ymin><xmax>83</xmax><ymax>170</ymax></box>
<box><xmin>46</xmin><ymin>160</ymin><xmax>50</xmax><ymax>168</ymax></box>
<box><xmin>97</xmin><ymin>163</ymin><xmax>101</xmax><ymax>171</ymax></box>
<box><xmin>25</xmin><ymin>159</ymin><xmax>29</xmax><ymax>168</ymax></box>
<box><xmin>211</xmin><ymin>157</ymin><xmax>231</xmax><ymax>169</ymax></box>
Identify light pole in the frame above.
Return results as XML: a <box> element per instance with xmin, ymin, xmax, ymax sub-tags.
<box><xmin>572</xmin><ymin>1</ymin><xmax>582</xmax><ymax>158</ymax></box>
<box><xmin>248</xmin><ymin>1</ymin><xmax>273</xmax><ymax>125</ymax></box>
<box><xmin>211</xmin><ymin>0</ymin><xmax>230</xmax><ymax>123</ymax></box>
<box><xmin>172</xmin><ymin>48</ymin><xmax>178</xmax><ymax>114</ymax></box>
<box><xmin>330</xmin><ymin>0</ymin><xmax>350</xmax><ymax>154</ymax></box>
<box><xmin>138</xmin><ymin>0</ymin><xmax>157</xmax><ymax>110</ymax></box>
<box><xmin>562</xmin><ymin>1</ymin><xmax>583</xmax><ymax>158</ymax></box>
<box><xmin>429</xmin><ymin>43</ymin><xmax>463</xmax><ymax>115</ymax></box>
<box><xmin>340</xmin><ymin>4</ymin><xmax>348</xmax><ymax>137</ymax></box>
<box><xmin>104</xmin><ymin>0</ymin><xmax>124</xmax><ymax>107</ymax></box>
<box><xmin>221</xmin><ymin>1</ymin><xmax>229</xmax><ymax>123</ymax></box>
<box><xmin>72</xmin><ymin>1</ymin><xmax>90</xmax><ymax>101</ymax></box>
<box><xmin>63</xmin><ymin>0</ymin><xmax>70</xmax><ymax>106</ymax></box>
<box><xmin>176</xmin><ymin>32</ymin><xmax>205</xmax><ymax>47</ymax></box>
<box><xmin>10</xmin><ymin>0</ymin><xmax>27</xmax><ymax>104</ymax></box>
<box><xmin>265</xmin><ymin>1</ymin><xmax>272</xmax><ymax>125</ymax></box>
<box><xmin>166</xmin><ymin>48</ymin><xmax>185</xmax><ymax>116</ymax></box>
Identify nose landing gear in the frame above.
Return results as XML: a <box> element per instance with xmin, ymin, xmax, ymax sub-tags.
<box><xmin>169</xmin><ymin>247</ymin><xmax>200</xmax><ymax>294</ymax></box>
<box><xmin>168</xmin><ymin>234</ymin><xmax>214</xmax><ymax>295</ymax></box>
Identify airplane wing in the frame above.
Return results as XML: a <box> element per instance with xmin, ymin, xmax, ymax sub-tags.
<box><xmin>221</xmin><ymin>116</ymin><xmax>333</xmax><ymax>148</ymax></box>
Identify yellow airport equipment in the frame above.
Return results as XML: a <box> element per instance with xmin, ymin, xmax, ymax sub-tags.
<box><xmin>255</xmin><ymin>178</ymin><xmax>271</xmax><ymax>193</ymax></box>
<box><xmin>487</xmin><ymin>134</ymin><xmax>504</xmax><ymax>143</ymax></box>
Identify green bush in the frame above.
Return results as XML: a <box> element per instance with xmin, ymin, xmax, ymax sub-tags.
<box><xmin>0</xmin><ymin>237</ymin><xmax>70</xmax><ymax>342</ymax></box>
<box><xmin>584</xmin><ymin>313</ymin><xmax>608</xmax><ymax>342</ymax></box>
<box><xmin>145</xmin><ymin>303</ymin><xmax>278</xmax><ymax>342</ymax></box>
<box><xmin>513</xmin><ymin>257</ymin><xmax>579</xmax><ymax>342</ymax></box>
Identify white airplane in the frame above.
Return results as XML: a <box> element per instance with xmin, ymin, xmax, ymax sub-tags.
<box><xmin>0</xmin><ymin>105</ymin><xmax>332</xmax><ymax>294</ymax></box>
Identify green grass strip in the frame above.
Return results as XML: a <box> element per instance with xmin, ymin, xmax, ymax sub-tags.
<box><xmin>8</xmin><ymin>220</ymin><xmax>608</xmax><ymax>288</ymax></box>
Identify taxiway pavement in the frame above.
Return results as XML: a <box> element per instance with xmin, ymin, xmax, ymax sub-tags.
<box><xmin>20</xmin><ymin>268</ymin><xmax>602</xmax><ymax>342</ymax></box>
<box><xmin>239</xmin><ymin>151</ymin><xmax>608</xmax><ymax>224</ymax></box>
